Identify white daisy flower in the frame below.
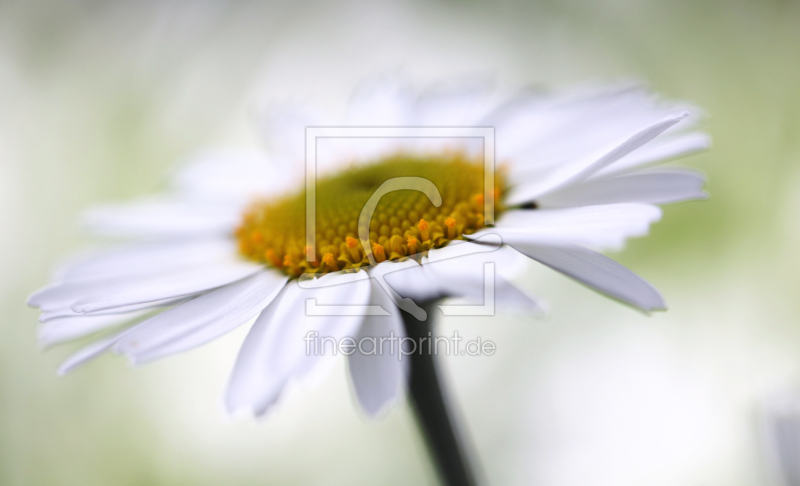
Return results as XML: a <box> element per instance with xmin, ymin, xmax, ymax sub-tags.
<box><xmin>28</xmin><ymin>78</ymin><xmax>709</xmax><ymax>422</ymax></box>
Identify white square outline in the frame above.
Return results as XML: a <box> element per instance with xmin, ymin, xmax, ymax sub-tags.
<box><xmin>304</xmin><ymin>126</ymin><xmax>495</xmax><ymax>262</ymax></box>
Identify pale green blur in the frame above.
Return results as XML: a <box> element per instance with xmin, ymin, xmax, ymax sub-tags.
<box><xmin>1</xmin><ymin>0</ymin><xmax>799</xmax><ymax>485</ymax></box>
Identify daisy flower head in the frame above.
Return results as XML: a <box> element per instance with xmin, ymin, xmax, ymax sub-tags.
<box><xmin>29</xmin><ymin>77</ymin><xmax>709</xmax><ymax>422</ymax></box>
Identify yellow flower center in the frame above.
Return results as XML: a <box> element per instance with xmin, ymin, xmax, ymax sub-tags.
<box><xmin>236</xmin><ymin>153</ymin><xmax>505</xmax><ymax>277</ymax></box>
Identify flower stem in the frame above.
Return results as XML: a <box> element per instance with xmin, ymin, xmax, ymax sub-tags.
<box><xmin>401</xmin><ymin>302</ymin><xmax>479</xmax><ymax>486</ymax></box>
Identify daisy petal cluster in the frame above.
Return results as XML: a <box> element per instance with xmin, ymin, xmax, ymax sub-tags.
<box><xmin>29</xmin><ymin>78</ymin><xmax>709</xmax><ymax>417</ymax></box>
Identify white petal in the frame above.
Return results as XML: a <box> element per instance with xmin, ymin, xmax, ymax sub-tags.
<box><xmin>592</xmin><ymin>132</ymin><xmax>711</xmax><ymax>178</ymax></box>
<box><xmin>39</xmin><ymin>310</ymin><xmax>149</xmax><ymax>348</ymax></box>
<box><xmin>369</xmin><ymin>239</ymin><xmax>542</xmax><ymax>313</ymax></box>
<box><xmin>487</xmin><ymin>84</ymin><xmax>685</xmax><ymax>164</ymax></box>
<box><xmin>34</xmin><ymin>238</ymin><xmax>205</xmax><ymax>313</ymax></box>
<box><xmin>413</xmin><ymin>78</ymin><xmax>498</xmax><ymax>126</ymax></box>
<box><xmin>31</xmin><ymin>258</ymin><xmax>262</xmax><ymax>313</ymax></box>
<box><xmin>223</xmin><ymin>286</ymin><xmax>288</xmax><ymax>415</ymax></box>
<box><xmin>370</xmin><ymin>238</ymin><xmax>541</xmax><ymax>312</ymax></box>
<box><xmin>345</xmin><ymin>76</ymin><xmax>413</xmax><ymax>126</ymax></box>
<box><xmin>57</xmin><ymin>331</ymin><xmax>128</xmax><ymax>375</ymax></box>
<box><xmin>505</xmin><ymin>112</ymin><xmax>690</xmax><ymax>205</ymax></box>
<box><xmin>423</xmin><ymin>234</ymin><xmax>502</xmax><ymax>263</ymax></box>
<box><xmin>511</xmin><ymin>242</ymin><xmax>665</xmax><ymax>312</ymax></box>
<box><xmin>347</xmin><ymin>279</ymin><xmax>408</xmax><ymax>417</ymax></box>
<box><xmin>314</xmin><ymin>77</ymin><xmax>418</xmax><ymax>166</ymax></box>
<box><xmin>482</xmin><ymin>85</ymin><xmax>646</xmax><ymax>157</ymax></box>
<box><xmin>537</xmin><ymin>168</ymin><xmax>707</xmax><ymax>207</ymax></box>
<box><xmin>258</xmin><ymin>104</ymin><xmax>322</xmax><ymax>169</ymax></box>
<box><xmin>38</xmin><ymin>297</ymin><xmax>188</xmax><ymax>322</ymax></box>
<box><xmin>225</xmin><ymin>273</ymin><xmax>370</xmax><ymax>416</ymax></box>
<box><xmin>474</xmin><ymin>203</ymin><xmax>662</xmax><ymax>251</ymax></box>
<box><xmin>70</xmin><ymin>260</ymin><xmax>263</xmax><ymax>313</ymax></box>
<box><xmin>376</xmin><ymin>259</ymin><xmax>444</xmax><ymax>303</ymax></box>
<box><xmin>83</xmin><ymin>197</ymin><xmax>240</xmax><ymax>238</ymax></box>
<box><xmin>54</xmin><ymin>238</ymin><xmax>238</xmax><ymax>282</ymax></box>
<box><xmin>170</xmin><ymin>149</ymin><xmax>292</xmax><ymax>204</ymax></box>
<box><xmin>375</xmin><ymin>236</ymin><xmax>504</xmax><ymax>304</ymax></box>
<box><xmin>296</xmin><ymin>77</ymin><xmax>417</xmax><ymax>169</ymax></box>
<box><xmin>424</xmin><ymin>245</ymin><xmax>544</xmax><ymax>313</ymax></box>
<box><xmin>115</xmin><ymin>271</ymin><xmax>287</xmax><ymax>364</ymax></box>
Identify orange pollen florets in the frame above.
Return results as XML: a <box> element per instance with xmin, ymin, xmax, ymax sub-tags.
<box><xmin>235</xmin><ymin>153</ymin><xmax>506</xmax><ymax>278</ymax></box>
<box><xmin>323</xmin><ymin>253</ymin><xmax>339</xmax><ymax>271</ymax></box>
<box><xmin>372</xmin><ymin>244</ymin><xmax>386</xmax><ymax>263</ymax></box>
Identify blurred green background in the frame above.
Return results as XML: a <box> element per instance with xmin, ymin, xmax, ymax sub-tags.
<box><xmin>2</xmin><ymin>0</ymin><xmax>800</xmax><ymax>484</ymax></box>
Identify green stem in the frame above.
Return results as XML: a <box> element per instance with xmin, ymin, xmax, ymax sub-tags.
<box><xmin>401</xmin><ymin>302</ymin><xmax>479</xmax><ymax>486</ymax></box>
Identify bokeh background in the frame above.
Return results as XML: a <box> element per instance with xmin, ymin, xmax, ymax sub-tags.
<box><xmin>2</xmin><ymin>0</ymin><xmax>800</xmax><ymax>484</ymax></box>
